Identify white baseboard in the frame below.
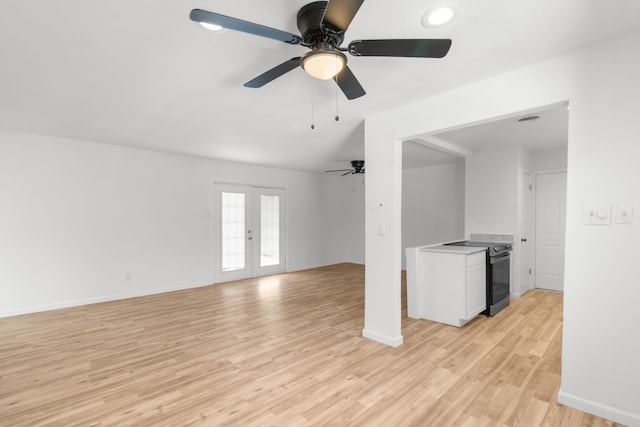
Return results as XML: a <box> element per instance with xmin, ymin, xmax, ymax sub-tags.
<box><xmin>558</xmin><ymin>389</ymin><xmax>640</xmax><ymax>427</ymax></box>
<box><xmin>362</xmin><ymin>328</ymin><xmax>403</xmax><ymax>347</ymax></box>
<box><xmin>0</xmin><ymin>281</ymin><xmax>213</xmax><ymax>318</ymax></box>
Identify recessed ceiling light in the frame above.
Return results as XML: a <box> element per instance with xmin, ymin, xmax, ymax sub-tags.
<box><xmin>199</xmin><ymin>21</ymin><xmax>225</xmax><ymax>32</ymax></box>
<box><xmin>422</xmin><ymin>6</ymin><xmax>456</xmax><ymax>28</ymax></box>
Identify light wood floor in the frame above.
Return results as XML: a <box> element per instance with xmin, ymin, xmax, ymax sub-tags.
<box><xmin>0</xmin><ymin>263</ymin><xmax>622</xmax><ymax>426</ymax></box>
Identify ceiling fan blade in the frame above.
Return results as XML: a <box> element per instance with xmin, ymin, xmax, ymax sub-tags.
<box><xmin>333</xmin><ymin>66</ymin><xmax>366</xmax><ymax>100</ymax></box>
<box><xmin>348</xmin><ymin>39</ymin><xmax>452</xmax><ymax>58</ymax></box>
<box><xmin>325</xmin><ymin>169</ymin><xmax>354</xmax><ymax>172</ymax></box>
<box><xmin>322</xmin><ymin>0</ymin><xmax>365</xmax><ymax>32</ymax></box>
<box><xmin>342</xmin><ymin>171</ymin><xmax>354</xmax><ymax>176</ymax></box>
<box><xmin>244</xmin><ymin>58</ymin><xmax>301</xmax><ymax>88</ymax></box>
<box><xmin>190</xmin><ymin>9</ymin><xmax>302</xmax><ymax>45</ymax></box>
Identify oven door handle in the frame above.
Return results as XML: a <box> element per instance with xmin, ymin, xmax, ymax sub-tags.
<box><xmin>490</xmin><ymin>252</ymin><xmax>511</xmax><ymax>263</ymax></box>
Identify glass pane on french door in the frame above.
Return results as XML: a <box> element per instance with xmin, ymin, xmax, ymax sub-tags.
<box><xmin>253</xmin><ymin>188</ymin><xmax>285</xmax><ymax>277</ymax></box>
<box><xmin>259</xmin><ymin>194</ymin><xmax>280</xmax><ymax>267</ymax></box>
<box><xmin>221</xmin><ymin>192</ymin><xmax>246</xmax><ymax>271</ymax></box>
<box><xmin>214</xmin><ymin>184</ymin><xmax>252</xmax><ymax>282</ymax></box>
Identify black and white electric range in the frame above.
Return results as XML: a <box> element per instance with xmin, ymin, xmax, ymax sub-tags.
<box><xmin>445</xmin><ymin>241</ymin><xmax>513</xmax><ymax>316</ymax></box>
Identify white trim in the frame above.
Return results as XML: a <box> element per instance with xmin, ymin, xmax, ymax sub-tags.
<box><xmin>558</xmin><ymin>389</ymin><xmax>640</xmax><ymax>427</ymax></box>
<box><xmin>362</xmin><ymin>328</ymin><xmax>403</xmax><ymax>347</ymax></box>
<box><xmin>533</xmin><ymin>168</ymin><xmax>568</xmax><ymax>176</ymax></box>
<box><xmin>0</xmin><ymin>280</ymin><xmax>213</xmax><ymax>318</ymax></box>
<box><xmin>409</xmin><ymin>135</ymin><xmax>473</xmax><ymax>158</ymax></box>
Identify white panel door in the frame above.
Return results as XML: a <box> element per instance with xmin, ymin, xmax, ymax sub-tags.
<box><xmin>534</xmin><ymin>172</ymin><xmax>567</xmax><ymax>292</ymax></box>
<box><xmin>519</xmin><ymin>171</ymin><xmax>533</xmax><ymax>294</ymax></box>
<box><xmin>213</xmin><ymin>184</ymin><xmax>286</xmax><ymax>283</ymax></box>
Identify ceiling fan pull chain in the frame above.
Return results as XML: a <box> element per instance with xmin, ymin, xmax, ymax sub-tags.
<box><xmin>310</xmin><ymin>79</ymin><xmax>315</xmax><ymax>130</ymax></box>
<box><xmin>335</xmin><ymin>56</ymin><xmax>340</xmax><ymax>122</ymax></box>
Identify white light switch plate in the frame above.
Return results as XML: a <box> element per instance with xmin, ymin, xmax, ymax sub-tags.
<box><xmin>616</xmin><ymin>204</ymin><xmax>633</xmax><ymax>224</ymax></box>
<box><xmin>583</xmin><ymin>204</ymin><xmax>611</xmax><ymax>225</ymax></box>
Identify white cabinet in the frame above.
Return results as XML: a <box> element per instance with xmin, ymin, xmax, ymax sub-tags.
<box><xmin>465</xmin><ymin>253</ymin><xmax>487</xmax><ymax>319</ymax></box>
<box><xmin>408</xmin><ymin>248</ymin><xmax>486</xmax><ymax>327</ymax></box>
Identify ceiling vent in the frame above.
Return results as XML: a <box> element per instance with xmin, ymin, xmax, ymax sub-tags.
<box><xmin>517</xmin><ymin>115</ymin><xmax>540</xmax><ymax>123</ymax></box>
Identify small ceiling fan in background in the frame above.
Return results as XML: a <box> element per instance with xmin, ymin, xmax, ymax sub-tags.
<box><xmin>325</xmin><ymin>160</ymin><xmax>365</xmax><ymax>175</ymax></box>
<box><xmin>190</xmin><ymin>0</ymin><xmax>452</xmax><ymax>100</ymax></box>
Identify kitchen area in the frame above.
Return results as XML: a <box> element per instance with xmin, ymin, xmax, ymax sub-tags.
<box><xmin>401</xmin><ymin>105</ymin><xmax>569</xmax><ymax>327</ymax></box>
<box><xmin>406</xmin><ymin>234</ymin><xmax>512</xmax><ymax>327</ymax></box>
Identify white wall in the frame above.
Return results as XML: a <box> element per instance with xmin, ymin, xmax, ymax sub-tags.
<box><xmin>331</xmin><ymin>160</ymin><xmax>466</xmax><ymax>270</ymax></box>
<box><xmin>465</xmin><ymin>146</ymin><xmax>520</xmax><ymax>235</ymax></box>
<box><xmin>402</xmin><ymin>162</ymin><xmax>465</xmax><ymax>269</ymax></box>
<box><xmin>343</xmin><ymin>176</ymin><xmax>365</xmax><ymax>264</ymax></box>
<box><xmin>559</xmin><ymin>32</ymin><xmax>640</xmax><ymax>425</ymax></box>
<box><xmin>0</xmin><ymin>130</ymin><xmax>346</xmax><ymax>317</ymax></box>
<box><xmin>531</xmin><ymin>147</ymin><xmax>568</xmax><ymax>171</ymax></box>
<box><xmin>364</xmin><ymin>28</ymin><xmax>640</xmax><ymax>426</ymax></box>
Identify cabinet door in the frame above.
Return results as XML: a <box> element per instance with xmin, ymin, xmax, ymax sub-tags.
<box><xmin>466</xmin><ymin>262</ymin><xmax>486</xmax><ymax>318</ymax></box>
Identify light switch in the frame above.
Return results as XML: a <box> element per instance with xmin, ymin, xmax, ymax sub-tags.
<box><xmin>378</xmin><ymin>224</ymin><xmax>386</xmax><ymax>236</ymax></box>
<box><xmin>583</xmin><ymin>204</ymin><xmax>611</xmax><ymax>225</ymax></box>
<box><xmin>616</xmin><ymin>204</ymin><xmax>633</xmax><ymax>224</ymax></box>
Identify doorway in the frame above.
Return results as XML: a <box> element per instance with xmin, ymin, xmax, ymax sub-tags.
<box><xmin>213</xmin><ymin>183</ymin><xmax>286</xmax><ymax>283</ymax></box>
<box><xmin>534</xmin><ymin>171</ymin><xmax>567</xmax><ymax>292</ymax></box>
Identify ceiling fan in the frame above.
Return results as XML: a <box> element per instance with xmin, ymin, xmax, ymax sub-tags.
<box><xmin>326</xmin><ymin>160</ymin><xmax>365</xmax><ymax>175</ymax></box>
<box><xmin>190</xmin><ymin>1</ymin><xmax>452</xmax><ymax>100</ymax></box>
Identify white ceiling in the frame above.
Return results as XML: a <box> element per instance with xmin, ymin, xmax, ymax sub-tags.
<box><xmin>403</xmin><ymin>102</ymin><xmax>570</xmax><ymax>168</ymax></box>
<box><xmin>1</xmin><ymin>1</ymin><xmax>640</xmax><ymax>173</ymax></box>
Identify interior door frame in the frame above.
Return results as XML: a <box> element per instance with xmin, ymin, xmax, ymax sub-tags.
<box><xmin>531</xmin><ymin>168</ymin><xmax>567</xmax><ymax>291</ymax></box>
<box><xmin>212</xmin><ymin>181</ymin><xmax>287</xmax><ymax>284</ymax></box>
<box><xmin>518</xmin><ymin>170</ymin><xmax>534</xmax><ymax>296</ymax></box>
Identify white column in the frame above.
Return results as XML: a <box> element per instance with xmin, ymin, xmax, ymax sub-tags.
<box><xmin>362</xmin><ymin>120</ymin><xmax>403</xmax><ymax>347</ymax></box>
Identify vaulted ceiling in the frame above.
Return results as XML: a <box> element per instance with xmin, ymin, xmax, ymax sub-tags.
<box><xmin>2</xmin><ymin>1</ymin><xmax>640</xmax><ymax>172</ymax></box>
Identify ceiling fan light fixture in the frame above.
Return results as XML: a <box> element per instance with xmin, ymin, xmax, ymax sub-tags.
<box><xmin>422</xmin><ymin>6</ymin><xmax>456</xmax><ymax>27</ymax></box>
<box><xmin>302</xmin><ymin>50</ymin><xmax>346</xmax><ymax>80</ymax></box>
<box><xmin>199</xmin><ymin>21</ymin><xmax>225</xmax><ymax>32</ymax></box>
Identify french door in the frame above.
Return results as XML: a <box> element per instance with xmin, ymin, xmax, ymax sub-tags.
<box><xmin>213</xmin><ymin>184</ymin><xmax>286</xmax><ymax>282</ymax></box>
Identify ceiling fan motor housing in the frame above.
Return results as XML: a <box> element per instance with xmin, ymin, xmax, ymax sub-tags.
<box><xmin>351</xmin><ymin>160</ymin><xmax>364</xmax><ymax>173</ymax></box>
<box><xmin>297</xmin><ymin>1</ymin><xmax>344</xmax><ymax>47</ymax></box>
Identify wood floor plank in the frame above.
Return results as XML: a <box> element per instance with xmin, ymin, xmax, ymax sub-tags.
<box><xmin>0</xmin><ymin>263</ymin><xmax>625</xmax><ymax>426</ymax></box>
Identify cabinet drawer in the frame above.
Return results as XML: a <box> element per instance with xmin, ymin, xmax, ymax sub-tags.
<box><xmin>466</xmin><ymin>251</ymin><xmax>486</xmax><ymax>267</ymax></box>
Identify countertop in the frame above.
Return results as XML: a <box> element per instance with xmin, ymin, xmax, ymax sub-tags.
<box><xmin>418</xmin><ymin>244</ymin><xmax>487</xmax><ymax>255</ymax></box>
